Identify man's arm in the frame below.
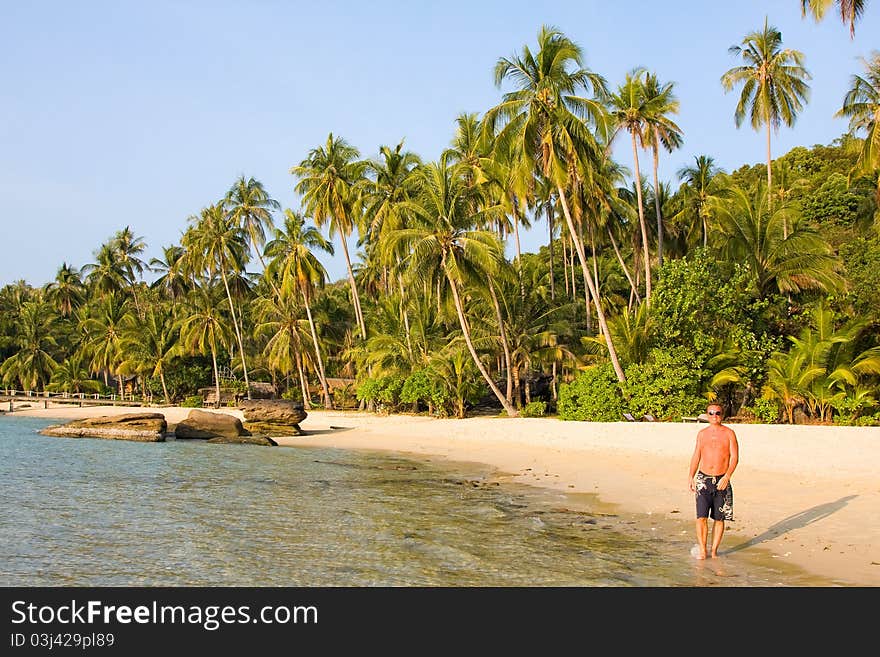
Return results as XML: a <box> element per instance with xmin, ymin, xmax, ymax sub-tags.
<box><xmin>718</xmin><ymin>430</ymin><xmax>739</xmax><ymax>490</ymax></box>
<box><xmin>687</xmin><ymin>434</ymin><xmax>702</xmax><ymax>491</ymax></box>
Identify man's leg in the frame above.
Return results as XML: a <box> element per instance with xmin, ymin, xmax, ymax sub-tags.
<box><xmin>695</xmin><ymin>518</ymin><xmax>708</xmax><ymax>559</ymax></box>
<box><xmin>710</xmin><ymin>520</ymin><xmax>725</xmax><ymax>557</ymax></box>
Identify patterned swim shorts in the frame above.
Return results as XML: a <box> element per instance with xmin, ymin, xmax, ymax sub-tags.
<box><xmin>694</xmin><ymin>471</ymin><xmax>734</xmax><ymax>521</ymax></box>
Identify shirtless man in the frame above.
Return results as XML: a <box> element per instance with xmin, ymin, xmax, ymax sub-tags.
<box><xmin>687</xmin><ymin>402</ymin><xmax>739</xmax><ymax>559</ymax></box>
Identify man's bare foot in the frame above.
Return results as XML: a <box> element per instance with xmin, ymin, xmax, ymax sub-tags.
<box><xmin>710</xmin><ymin>552</ymin><xmax>719</xmax><ymax>558</ymax></box>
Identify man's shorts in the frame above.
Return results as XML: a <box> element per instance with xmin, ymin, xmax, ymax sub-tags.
<box><xmin>694</xmin><ymin>471</ymin><xmax>734</xmax><ymax>521</ymax></box>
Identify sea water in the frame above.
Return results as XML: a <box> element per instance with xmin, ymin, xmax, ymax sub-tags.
<box><xmin>0</xmin><ymin>416</ymin><xmax>837</xmax><ymax>587</ymax></box>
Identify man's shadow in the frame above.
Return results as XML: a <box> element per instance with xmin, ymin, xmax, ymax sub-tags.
<box><xmin>725</xmin><ymin>495</ymin><xmax>857</xmax><ymax>554</ymax></box>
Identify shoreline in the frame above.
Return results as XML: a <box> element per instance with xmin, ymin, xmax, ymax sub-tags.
<box><xmin>6</xmin><ymin>402</ymin><xmax>880</xmax><ymax>586</ymax></box>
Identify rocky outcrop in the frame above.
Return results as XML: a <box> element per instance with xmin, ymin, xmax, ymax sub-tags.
<box><xmin>40</xmin><ymin>412</ymin><xmax>167</xmax><ymax>442</ymax></box>
<box><xmin>174</xmin><ymin>409</ymin><xmax>250</xmax><ymax>440</ymax></box>
<box><xmin>207</xmin><ymin>434</ymin><xmax>278</xmax><ymax>446</ymax></box>
<box><xmin>238</xmin><ymin>400</ymin><xmax>307</xmax><ymax>436</ymax></box>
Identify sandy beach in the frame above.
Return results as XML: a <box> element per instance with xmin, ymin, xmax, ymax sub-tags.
<box><xmin>7</xmin><ymin>402</ymin><xmax>880</xmax><ymax>586</ymax></box>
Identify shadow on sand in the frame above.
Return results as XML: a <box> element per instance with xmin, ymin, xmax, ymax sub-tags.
<box><xmin>725</xmin><ymin>495</ymin><xmax>858</xmax><ymax>554</ymax></box>
<box><xmin>300</xmin><ymin>425</ymin><xmax>356</xmax><ymax>436</ymax></box>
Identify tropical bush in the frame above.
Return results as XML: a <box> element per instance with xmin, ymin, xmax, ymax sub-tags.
<box><xmin>557</xmin><ymin>363</ymin><xmax>623</xmax><ymax>422</ymax></box>
<box><xmin>520</xmin><ymin>401</ymin><xmax>547</xmax><ymax>418</ymax></box>
<box><xmin>621</xmin><ymin>348</ymin><xmax>706</xmax><ymax>421</ymax></box>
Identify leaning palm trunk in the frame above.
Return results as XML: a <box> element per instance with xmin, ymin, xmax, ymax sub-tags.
<box><xmin>446</xmin><ymin>273</ymin><xmax>518</xmax><ymax>417</ymax></box>
<box><xmin>220</xmin><ymin>270</ymin><xmax>251</xmax><ymax>400</ymax></box>
<box><xmin>487</xmin><ymin>279</ymin><xmax>514</xmax><ymax>404</ymax></box>
<box><xmin>301</xmin><ymin>289</ymin><xmax>333</xmax><ymax>409</ymax></box>
<box><xmin>339</xmin><ymin>237</ymin><xmax>367</xmax><ymax>340</ymax></box>
<box><xmin>294</xmin><ymin>348</ymin><xmax>311</xmax><ymax>411</ymax></box>
<box><xmin>210</xmin><ymin>343</ymin><xmax>221</xmax><ymax>408</ymax></box>
<box><xmin>607</xmin><ymin>224</ymin><xmax>639</xmax><ymax>304</ymax></box>
<box><xmin>557</xmin><ymin>185</ymin><xmax>627</xmax><ymax>383</ymax></box>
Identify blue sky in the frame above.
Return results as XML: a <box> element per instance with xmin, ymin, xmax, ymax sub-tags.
<box><xmin>1</xmin><ymin>1</ymin><xmax>877</xmax><ymax>288</ymax></box>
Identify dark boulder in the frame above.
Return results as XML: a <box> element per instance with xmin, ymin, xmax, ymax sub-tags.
<box><xmin>40</xmin><ymin>412</ymin><xmax>167</xmax><ymax>442</ymax></box>
<box><xmin>174</xmin><ymin>409</ymin><xmax>250</xmax><ymax>440</ymax></box>
<box><xmin>238</xmin><ymin>400</ymin><xmax>307</xmax><ymax>436</ymax></box>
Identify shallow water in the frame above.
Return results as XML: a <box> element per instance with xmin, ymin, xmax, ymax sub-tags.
<box><xmin>0</xmin><ymin>416</ymin><xmax>836</xmax><ymax>586</ymax></box>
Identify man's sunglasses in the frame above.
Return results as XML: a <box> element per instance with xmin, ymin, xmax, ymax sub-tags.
<box><xmin>707</xmin><ymin>410</ymin><xmax>722</xmax><ymax>416</ymax></box>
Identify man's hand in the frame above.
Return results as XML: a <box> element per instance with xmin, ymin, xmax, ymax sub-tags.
<box><xmin>688</xmin><ymin>478</ymin><xmax>695</xmax><ymax>492</ymax></box>
<box><xmin>717</xmin><ymin>474</ymin><xmax>730</xmax><ymax>490</ymax></box>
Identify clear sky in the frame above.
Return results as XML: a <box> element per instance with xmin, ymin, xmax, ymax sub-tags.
<box><xmin>2</xmin><ymin>1</ymin><xmax>877</xmax><ymax>288</ymax></box>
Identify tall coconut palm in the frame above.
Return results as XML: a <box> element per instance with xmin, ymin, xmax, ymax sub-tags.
<box><xmin>224</xmin><ymin>176</ymin><xmax>281</xmax><ymax>283</ymax></box>
<box><xmin>291</xmin><ymin>133</ymin><xmax>368</xmax><ymax>339</ymax></box>
<box><xmin>836</xmin><ymin>51</ymin><xmax>880</xmax><ymax>203</ymax></box>
<box><xmin>177</xmin><ymin>285</ymin><xmax>233</xmax><ymax>407</ymax></box>
<box><xmin>607</xmin><ymin>67</ymin><xmax>656</xmax><ymax>302</ymax></box>
<box><xmin>265</xmin><ymin>209</ymin><xmax>335</xmax><ymax>408</ymax></box>
<box><xmin>721</xmin><ymin>18</ymin><xmax>812</xmax><ymax>215</ymax></box>
<box><xmin>185</xmin><ymin>204</ymin><xmax>253</xmax><ymax>399</ymax></box>
<box><xmin>641</xmin><ymin>72</ymin><xmax>683</xmax><ymax>268</ymax></box>
<box><xmin>254</xmin><ymin>292</ymin><xmax>314</xmax><ymax>409</ymax></box>
<box><xmin>80</xmin><ymin>293</ymin><xmax>132</xmax><ymax>393</ymax></box>
<box><xmin>44</xmin><ymin>263</ymin><xmax>86</xmax><ymax>318</ymax></box>
<box><xmin>119</xmin><ymin>305</ymin><xmax>178</xmax><ymax>404</ymax></box>
<box><xmin>384</xmin><ymin>158</ymin><xmax>519</xmax><ymax>417</ymax></box>
<box><xmin>801</xmin><ymin>0</ymin><xmax>867</xmax><ymax>37</ymax></box>
<box><xmin>82</xmin><ymin>241</ymin><xmax>128</xmax><ymax>298</ymax></box>
<box><xmin>486</xmin><ymin>25</ymin><xmax>627</xmax><ymax>382</ymax></box>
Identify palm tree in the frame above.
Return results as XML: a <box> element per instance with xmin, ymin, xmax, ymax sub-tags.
<box><xmin>224</xmin><ymin>175</ymin><xmax>281</xmax><ymax>283</ymax></box>
<box><xmin>0</xmin><ymin>301</ymin><xmax>58</xmax><ymax>391</ymax></box>
<box><xmin>177</xmin><ymin>286</ymin><xmax>233</xmax><ymax>407</ymax></box>
<box><xmin>265</xmin><ymin>209</ymin><xmax>335</xmax><ymax>408</ymax></box>
<box><xmin>721</xmin><ymin>18</ymin><xmax>812</xmax><ymax>215</ymax></box>
<box><xmin>185</xmin><ymin>204</ymin><xmax>253</xmax><ymax>399</ymax></box>
<box><xmin>362</xmin><ymin>140</ymin><xmax>422</xmax><ymax>245</ymax></box>
<box><xmin>675</xmin><ymin>155</ymin><xmax>726</xmax><ymax>248</ymax></box>
<box><xmin>80</xmin><ymin>293</ymin><xmax>132</xmax><ymax>393</ymax></box>
<box><xmin>149</xmin><ymin>245</ymin><xmax>192</xmax><ymax>301</ymax></box>
<box><xmin>385</xmin><ymin>158</ymin><xmax>519</xmax><ymax>417</ymax></box>
<box><xmin>119</xmin><ymin>305</ymin><xmax>179</xmax><ymax>404</ymax></box>
<box><xmin>607</xmin><ymin>68</ymin><xmax>655</xmax><ymax>302</ymax></box>
<box><xmin>641</xmin><ymin>72</ymin><xmax>683</xmax><ymax>268</ymax></box>
<box><xmin>82</xmin><ymin>241</ymin><xmax>128</xmax><ymax>298</ymax></box>
<box><xmin>836</xmin><ymin>51</ymin><xmax>880</xmax><ymax>203</ymax></box>
<box><xmin>254</xmin><ymin>292</ymin><xmax>315</xmax><ymax>410</ymax></box>
<box><xmin>801</xmin><ymin>0</ymin><xmax>867</xmax><ymax>37</ymax></box>
<box><xmin>291</xmin><ymin>133</ymin><xmax>368</xmax><ymax>339</ymax></box>
<box><xmin>711</xmin><ymin>185</ymin><xmax>845</xmax><ymax>298</ymax></box>
<box><xmin>486</xmin><ymin>25</ymin><xmax>627</xmax><ymax>383</ymax></box>
<box><xmin>44</xmin><ymin>263</ymin><xmax>86</xmax><ymax>318</ymax></box>
<box><xmin>46</xmin><ymin>352</ymin><xmax>102</xmax><ymax>394</ymax></box>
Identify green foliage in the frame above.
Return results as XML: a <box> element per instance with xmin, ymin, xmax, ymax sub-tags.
<box><xmin>400</xmin><ymin>369</ymin><xmax>448</xmax><ymax>414</ymax></box>
<box><xmin>557</xmin><ymin>363</ymin><xmax>624</xmax><ymax>422</ymax></box>
<box><xmin>356</xmin><ymin>375</ymin><xmax>404</xmax><ymax>413</ymax></box>
<box><xmin>651</xmin><ymin>248</ymin><xmax>757</xmax><ymax>360</ymax></box>
<box><xmin>621</xmin><ymin>348</ymin><xmax>707</xmax><ymax>421</ymax></box>
<box><xmin>520</xmin><ymin>401</ymin><xmax>547</xmax><ymax>417</ymax></box>
<box><xmin>838</xmin><ymin>237</ymin><xmax>880</xmax><ymax>323</ymax></box>
<box><xmin>181</xmin><ymin>395</ymin><xmax>203</xmax><ymax>408</ymax></box>
<box><xmin>144</xmin><ymin>356</ymin><xmax>213</xmax><ymax>402</ymax></box>
<box><xmin>743</xmin><ymin>397</ymin><xmax>780</xmax><ymax>424</ymax></box>
<box><xmin>801</xmin><ymin>173</ymin><xmax>862</xmax><ymax>228</ymax></box>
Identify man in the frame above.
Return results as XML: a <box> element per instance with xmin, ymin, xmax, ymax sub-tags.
<box><xmin>687</xmin><ymin>402</ymin><xmax>739</xmax><ymax>559</ymax></box>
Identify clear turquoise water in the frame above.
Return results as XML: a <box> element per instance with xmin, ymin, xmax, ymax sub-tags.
<box><xmin>0</xmin><ymin>415</ymin><xmax>835</xmax><ymax>586</ymax></box>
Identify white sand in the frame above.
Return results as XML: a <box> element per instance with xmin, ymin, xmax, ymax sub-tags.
<box><xmin>9</xmin><ymin>402</ymin><xmax>880</xmax><ymax>586</ymax></box>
